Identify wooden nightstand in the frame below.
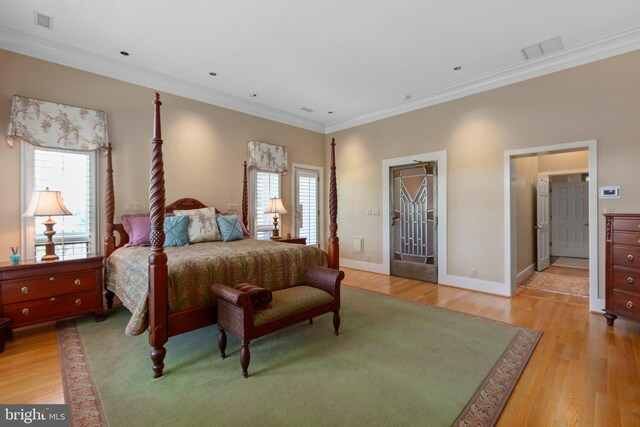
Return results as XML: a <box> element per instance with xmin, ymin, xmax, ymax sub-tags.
<box><xmin>0</xmin><ymin>255</ymin><xmax>104</xmax><ymax>347</ymax></box>
<box><xmin>273</xmin><ymin>237</ymin><xmax>307</xmax><ymax>245</ymax></box>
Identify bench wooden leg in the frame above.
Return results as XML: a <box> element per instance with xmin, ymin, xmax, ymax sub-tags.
<box><xmin>309</xmin><ymin>318</ymin><xmax>313</xmax><ymax>325</ymax></box>
<box><xmin>333</xmin><ymin>310</ymin><xmax>340</xmax><ymax>336</ymax></box>
<box><xmin>241</xmin><ymin>341</ymin><xmax>251</xmax><ymax>378</ymax></box>
<box><xmin>218</xmin><ymin>327</ymin><xmax>227</xmax><ymax>359</ymax></box>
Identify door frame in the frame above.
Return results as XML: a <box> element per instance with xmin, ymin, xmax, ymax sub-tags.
<box><xmin>504</xmin><ymin>140</ymin><xmax>602</xmax><ymax>312</ymax></box>
<box><xmin>382</xmin><ymin>151</ymin><xmax>447</xmax><ymax>279</ymax></box>
<box><xmin>290</xmin><ymin>163</ymin><xmax>324</xmax><ymax>248</ymax></box>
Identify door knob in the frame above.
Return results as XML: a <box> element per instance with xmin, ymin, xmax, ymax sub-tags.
<box><xmin>534</xmin><ymin>226</ymin><xmax>544</xmax><ymax>230</ymax></box>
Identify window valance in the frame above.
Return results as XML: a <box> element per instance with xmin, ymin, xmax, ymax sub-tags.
<box><xmin>247</xmin><ymin>141</ymin><xmax>288</xmax><ymax>174</ymax></box>
<box><xmin>6</xmin><ymin>95</ymin><xmax>108</xmax><ymax>151</ymax></box>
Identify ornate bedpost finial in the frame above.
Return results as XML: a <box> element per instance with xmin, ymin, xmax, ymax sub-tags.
<box><xmin>153</xmin><ymin>93</ymin><xmax>162</xmax><ymax>141</ymax></box>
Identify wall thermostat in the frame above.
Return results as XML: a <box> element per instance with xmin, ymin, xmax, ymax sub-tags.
<box><xmin>599</xmin><ymin>186</ymin><xmax>620</xmax><ymax>199</ymax></box>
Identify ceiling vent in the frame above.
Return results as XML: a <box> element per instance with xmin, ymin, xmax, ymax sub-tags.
<box><xmin>301</xmin><ymin>107</ymin><xmax>314</xmax><ymax>113</ymax></box>
<box><xmin>34</xmin><ymin>12</ymin><xmax>52</xmax><ymax>29</ymax></box>
<box><xmin>521</xmin><ymin>36</ymin><xmax>563</xmax><ymax>60</ymax></box>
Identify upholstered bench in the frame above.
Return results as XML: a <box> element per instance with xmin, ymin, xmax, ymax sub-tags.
<box><xmin>211</xmin><ymin>266</ymin><xmax>344</xmax><ymax>378</ymax></box>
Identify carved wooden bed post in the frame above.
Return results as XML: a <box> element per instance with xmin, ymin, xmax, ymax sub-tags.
<box><xmin>148</xmin><ymin>93</ymin><xmax>168</xmax><ymax>378</ymax></box>
<box><xmin>242</xmin><ymin>160</ymin><xmax>248</xmax><ymax>228</ymax></box>
<box><xmin>328</xmin><ymin>138</ymin><xmax>339</xmax><ymax>270</ymax></box>
<box><xmin>104</xmin><ymin>142</ymin><xmax>116</xmax><ymax>308</ymax></box>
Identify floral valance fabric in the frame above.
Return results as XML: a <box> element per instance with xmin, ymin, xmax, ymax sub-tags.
<box><xmin>6</xmin><ymin>95</ymin><xmax>108</xmax><ymax>151</ymax></box>
<box><xmin>247</xmin><ymin>141</ymin><xmax>288</xmax><ymax>174</ymax></box>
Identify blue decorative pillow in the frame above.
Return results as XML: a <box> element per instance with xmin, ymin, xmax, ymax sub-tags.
<box><xmin>164</xmin><ymin>216</ymin><xmax>189</xmax><ymax>247</ymax></box>
<box><xmin>215</xmin><ymin>214</ymin><xmax>245</xmax><ymax>242</ymax></box>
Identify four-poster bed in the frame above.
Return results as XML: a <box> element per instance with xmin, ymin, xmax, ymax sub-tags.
<box><xmin>103</xmin><ymin>93</ymin><xmax>340</xmax><ymax>377</ymax></box>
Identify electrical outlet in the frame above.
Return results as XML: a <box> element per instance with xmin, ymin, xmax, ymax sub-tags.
<box><xmin>226</xmin><ymin>203</ymin><xmax>239</xmax><ymax>213</ymax></box>
<box><xmin>470</xmin><ymin>268</ymin><xmax>477</xmax><ymax>278</ymax></box>
<box><xmin>367</xmin><ymin>209</ymin><xmax>372</xmax><ymax>216</ymax></box>
<box><xmin>603</xmin><ymin>207</ymin><xmax>615</xmax><ymax>213</ymax></box>
<box><xmin>373</xmin><ymin>209</ymin><xmax>380</xmax><ymax>216</ymax></box>
<box><xmin>125</xmin><ymin>202</ymin><xmax>142</xmax><ymax>212</ymax></box>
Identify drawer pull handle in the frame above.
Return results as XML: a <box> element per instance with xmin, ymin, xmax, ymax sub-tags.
<box><xmin>22</xmin><ymin>308</ymin><xmax>29</xmax><ymax>316</ymax></box>
<box><xmin>75</xmin><ymin>298</ymin><xmax>82</xmax><ymax>305</ymax></box>
<box><xmin>21</xmin><ymin>286</ymin><xmax>28</xmax><ymax>294</ymax></box>
<box><xmin>50</xmin><ymin>297</ymin><xmax>56</xmax><ymax>302</ymax></box>
<box><xmin>75</xmin><ymin>279</ymin><xmax>81</xmax><ymax>286</ymax></box>
<box><xmin>627</xmin><ymin>301</ymin><xmax>634</xmax><ymax>309</ymax></box>
<box><xmin>628</xmin><ymin>277</ymin><xmax>635</xmax><ymax>284</ymax></box>
<box><xmin>627</xmin><ymin>254</ymin><xmax>634</xmax><ymax>262</ymax></box>
<box><xmin>49</xmin><ymin>277</ymin><xmax>55</xmax><ymax>281</ymax></box>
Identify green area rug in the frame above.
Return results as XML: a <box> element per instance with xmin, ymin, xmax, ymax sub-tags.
<box><xmin>57</xmin><ymin>287</ymin><xmax>541</xmax><ymax>427</ymax></box>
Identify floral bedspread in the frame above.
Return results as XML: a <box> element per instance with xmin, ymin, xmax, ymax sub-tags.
<box><xmin>104</xmin><ymin>239</ymin><xmax>327</xmax><ymax>336</ymax></box>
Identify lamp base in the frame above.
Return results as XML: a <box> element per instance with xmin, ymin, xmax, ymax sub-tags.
<box><xmin>271</xmin><ymin>214</ymin><xmax>281</xmax><ymax>239</ymax></box>
<box><xmin>42</xmin><ymin>217</ymin><xmax>59</xmax><ymax>261</ymax></box>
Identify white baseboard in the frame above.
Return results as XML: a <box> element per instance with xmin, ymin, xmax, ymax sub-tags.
<box><xmin>590</xmin><ymin>298</ymin><xmax>605</xmax><ymax>313</ymax></box>
<box><xmin>516</xmin><ymin>264</ymin><xmax>535</xmax><ymax>285</ymax></box>
<box><xmin>439</xmin><ymin>274</ymin><xmax>511</xmax><ymax>297</ymax></box>
<box><xmin>339</xmin><ymin>258</ymin><xmax>386</xmax><ymax>274</ymax></box>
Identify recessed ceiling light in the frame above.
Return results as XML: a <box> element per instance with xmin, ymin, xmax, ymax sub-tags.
<box><xmin>120</xmin><ymin>51</ymin><xmax>130</xmax><ymax>56</ymax></box>
<box><xmin>401</xmin><ymin>95</ymin><xmax>411</xmax><ymax>101</ymax></box>
<box><xmin>328</xmin><ymin>111</ymin><xmax>334</xmax><ymax>114</ymax></box>
<box><xmin>209</xmin><ymin>72</ymin><xmax>217</xmax><ymax>76</ymax></box>
<box><xmin>249</xmin><ymin>93</ymin><xmax>257</xmax><ymax>97</ymax></box>
<box><xmin>34</xmin><ymin>12</ymin><xmax>52</xmax><ymax>29</ymax></box>
<box><xmin>453</xmin><ymin>66</ymin><xmax>463</xmax><ymax>71</ymax></box>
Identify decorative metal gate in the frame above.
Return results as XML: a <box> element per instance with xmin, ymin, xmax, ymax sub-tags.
<box><xmin>390</xmin><ymin>162</ymin><xmax>437</xmax><ymax>282</ymax></box>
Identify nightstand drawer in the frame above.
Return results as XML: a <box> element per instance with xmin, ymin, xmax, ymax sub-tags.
<box><xmin>612</xmin><ymin>266</ymin><xmax>640</xmax><ymax>293</ymax></box>
<box><xmin>612</xmin><ymin>246</ymin><xmax>640</xmax><ymax>269</ymax></box>
<box><xmin>3</xmin><ymin>290</ymin><xmax>97</xmax><ymax>326</ymax></box>
<box><xmin>1</xmin><ymin>270</ymin><xmax>96</xmax><ymax>304</ymax></box>
<box><xmin>611</xmin><ymin>290</ymin><xmax>640</xmax><ymax>322</ymax></box>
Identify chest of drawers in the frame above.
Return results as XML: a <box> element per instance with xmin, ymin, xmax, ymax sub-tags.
<box><xmin>0</xmin><ymin>255</ymin><xmax>104</xmax><ymax>331</ymax></box>
<box><xmin>604</xmin><ymin>214</ymin><xmax>640</xmax><ymax>326</ymax></box>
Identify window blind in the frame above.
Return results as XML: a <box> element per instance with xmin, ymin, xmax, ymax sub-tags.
<box><xmin>296</xmin><ymin>174</ymin><xmax>318</xmax><ymax>245</ymax></box>
<box><xmin>254</xmin><ymin>171</ymin><xmax>280</xmax><ymax>240</ymax></box>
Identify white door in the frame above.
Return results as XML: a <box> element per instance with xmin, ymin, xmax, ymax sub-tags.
<box><xmin>551</xmin><ymin>181</ymin><xmax>589</xmax><ymax>258</ymax></box>
<box><xmin>536</xmin><ymin>175</ymin><xmax>551</xmax><ymax>271</ymax></box>
<box><xmin>293</xmin><ymin>167</ymin><xmax>320</xmax><ymax>246</ymax></box>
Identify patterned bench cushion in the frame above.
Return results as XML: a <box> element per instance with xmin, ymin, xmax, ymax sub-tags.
<box><xmin>253</xmin><ymin>286</ymin><xmax>334</xmax><ymax>327</ymax></box>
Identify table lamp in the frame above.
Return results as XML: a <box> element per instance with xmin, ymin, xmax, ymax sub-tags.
<box><xmin>264</xmin><ymin>197</ymin><xmax>287</xmax><ymax>239</ymax></box>
<box><xmin>23</xmin><ymin>187</ymin><xmax>72</xmax><ymax>261</ymax></box>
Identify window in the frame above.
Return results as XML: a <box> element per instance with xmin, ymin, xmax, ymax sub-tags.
<box><xmin>293</xmin><ymin>166</ymin><xmax>321</xmax><ymax>246</ymax></box>
<box><xmin>22</xmin><ymin>146</ymin><xmax>97</xmax><ymax>260</ymax></box>
<box><xmin>251</xmin><ymin>170</ymin><xmax>281</xmax><ymax>240</ymax></box>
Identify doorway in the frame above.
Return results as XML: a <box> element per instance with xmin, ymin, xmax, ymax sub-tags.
<box><xmin>389</xmin><ymin>162</ymin><xmax>438</xmax><ymax>283</ymax></box>
<box><xmin>505</xmin><ymin>140</ymin><xmax>600</xmax><ymax>311</ymax></box>
<box><xmin>291</xmin><ymin>163</ymin><xmax>323</xmax><ymax>247</ymax></box>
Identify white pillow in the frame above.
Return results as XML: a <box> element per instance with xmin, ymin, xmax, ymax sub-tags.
<box><xmin>173</xmin><ymin>207</ymin><xmax>221</xmax><ymax>243</ymax></box>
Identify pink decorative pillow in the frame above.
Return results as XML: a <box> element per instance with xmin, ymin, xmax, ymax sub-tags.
<box><xmin>121</xmin><ymin>214</ymin><xmax>151</xmax><ymax>246</ymax></box>
<box><xmin>222</xmin><ymin>212</ymin><xmax>250</xmax><ymax>236</ymax></box>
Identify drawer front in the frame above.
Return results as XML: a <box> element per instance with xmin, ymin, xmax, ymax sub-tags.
<box><xmin>612</xmin><ymin>266</ymin><xmax>640</xmax><ymax>293</ymax></box>
<box><xmin>613</xmin><ymin>218</ymin><xmax>640</xmax><ymax>232</ymax></box>
<box><xmin>612</xmin><ymin>231</ymin><xmax>640</xmax><ymax>247</ymax></box>
<box><xmin>611</xmin><ymin>290</ymin><xmax>640</xmax><ymax>321</ymax></box>
<box><xmin>612</xmin><ymin>246</ymin><xmax>640</xmax><ymax>269</ymax></box>
<box><xmin>3</xmin><ymin>290</ymin><xmax>97</xmax><ymax>326</ymax></box>
<box><xmin>1</xmin><ymin>270</ymin><xmax>96</xmax><ymax>304</ymax></box>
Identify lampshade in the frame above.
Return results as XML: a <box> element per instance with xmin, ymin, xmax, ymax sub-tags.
<box><xmin>264</xmin><ymin>197</ymin><xmax>287</xmax><ymax>215</ymax></box>
<box><xmin>23</xmin><ymin>187</ymin><xmax>72</xmax><ymax>217</ymax></box>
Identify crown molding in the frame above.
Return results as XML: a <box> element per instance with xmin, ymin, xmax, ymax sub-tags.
<box><xmin>0</xmin><ymin>26</ymin><xmax>326</xmax><ymax>133</ymax></box>
<box><xmin>325</xmin><ymin>25</ymin><xmax>640</xmax><ymax>133</ymax></box>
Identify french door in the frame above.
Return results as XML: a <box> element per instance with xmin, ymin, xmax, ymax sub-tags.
<box><xmin>390</xmin><ymin>162</ymin><xmax>438</xmax><ymax>282</ymax></box>
<box><xmin>293</xmin><ymin>165</ymin><xmax>321</xmax><ymax>246</ymax></box>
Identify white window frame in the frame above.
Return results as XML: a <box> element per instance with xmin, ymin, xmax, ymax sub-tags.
<box><xmin>20</xmin><ymin>144</ymin><xmax>99</xmax><ymax>260</ymax></box>
<box><xmin>249</xmin><ymin>169</ymin><xmax>282</xmax><ymax>240</ymax></box>
<box><xmin>291</xmin><ymin>163</ymin><xmax>324</xmax><ymax>248</ymax></box>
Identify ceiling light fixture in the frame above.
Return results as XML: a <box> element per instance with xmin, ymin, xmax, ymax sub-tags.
<box><xmin>120</xmin><ymin>51</ymin><xmax>130</xmax><ymax>56</ymax></box>
<box><xmin>402</xmin><ymin>95</ymin><xmax>411</xmax><ymax>101</ymax></box>
<box><xmin>209</xmin><ymin>72</ymin><xmax>217</xmax><ymax>76</ymax></box>
<box><xmin>453</xmin><ymin>66</ymin><xmax>462</xmax><ymax>71</ymax></box>
<box><xmin>249</xmin><ymin>93</ymin><xmax>257</xmax><ymax>97</ymax></box>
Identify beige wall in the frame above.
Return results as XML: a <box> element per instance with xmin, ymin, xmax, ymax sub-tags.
<box><xmin>538</xmin><ymin>151</ymin><xmax>589</xmax><ymax>172</ymax></box>
<box><xmin>0</xmin><ymin>49</ymin><xmax>325</xmax><ymax>257</ymax></box>
<box><xmin>328</xmin><ymin>50</ymin><xmax>640</xmax><ymax>296</ymax></box>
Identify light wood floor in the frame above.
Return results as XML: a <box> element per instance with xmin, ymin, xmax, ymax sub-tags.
<box><xmin>1</xmin><ymin>267</ymin><xmax>639</xmax><ymax>426</ymax></box>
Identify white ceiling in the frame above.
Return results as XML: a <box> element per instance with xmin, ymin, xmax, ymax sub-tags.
<box><xmin>2</xmin><ymin>1</ymin><xmax>640</xmax><ymax>133</ymax></box>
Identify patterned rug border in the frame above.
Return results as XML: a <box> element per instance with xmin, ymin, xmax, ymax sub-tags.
<box><xmin>518</xmin><ymin>271</ymin><xmax>589</xmax><ymax>297</ymax></box>
<box><xmin>57</xmin><ymin>319</ymin><xmax>106</xmax><ymax>427</ymax></box>
<box><xmin>57</xmin><ymin>287</ymin><xmax>542</xmax><ymax>427</ymax></box>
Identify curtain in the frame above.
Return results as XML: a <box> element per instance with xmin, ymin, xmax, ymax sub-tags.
<box><xmin>6</xmin><ymin>95</ymin><xmax>108</xmax><ymax>151</ymax></box>
<box><xmin>247</xmin><ymin>140</ymin><xmax>288</xmax><ymax>174</ymax></box>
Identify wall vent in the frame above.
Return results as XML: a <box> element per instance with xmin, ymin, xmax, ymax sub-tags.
<box><xmin>35</xmin><ymin>12</ymin><xmax>52</xmax><ymax>29</ymax></box>
<box><xmin>521</xmin><ymin>36</ymin><xmax>563</xmax><ymax>60</ymax></box>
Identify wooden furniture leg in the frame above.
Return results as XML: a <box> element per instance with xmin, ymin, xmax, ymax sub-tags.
<box><xmin>604</xmin><ymin>312</ymin><xmax>617</xmax><ymax>326</ymax></box>
<box><xmin>241</xmin><ymin>341</ymin><xmax>251</xmax><ymax>378</ymax></box>
<box><xmin>333</xmin><ymin>310</ymin><xmax>340</xmax><ymax>336</ymax></box>
<box><xmin>218</xmin><ymin>327</ymin><xmax>227</xmax><ymax>358</ymax></box>
<box><xmin>105</xmin><ymin>290</ymin><xmax>115</xmax><ymax>309</ymax></box>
